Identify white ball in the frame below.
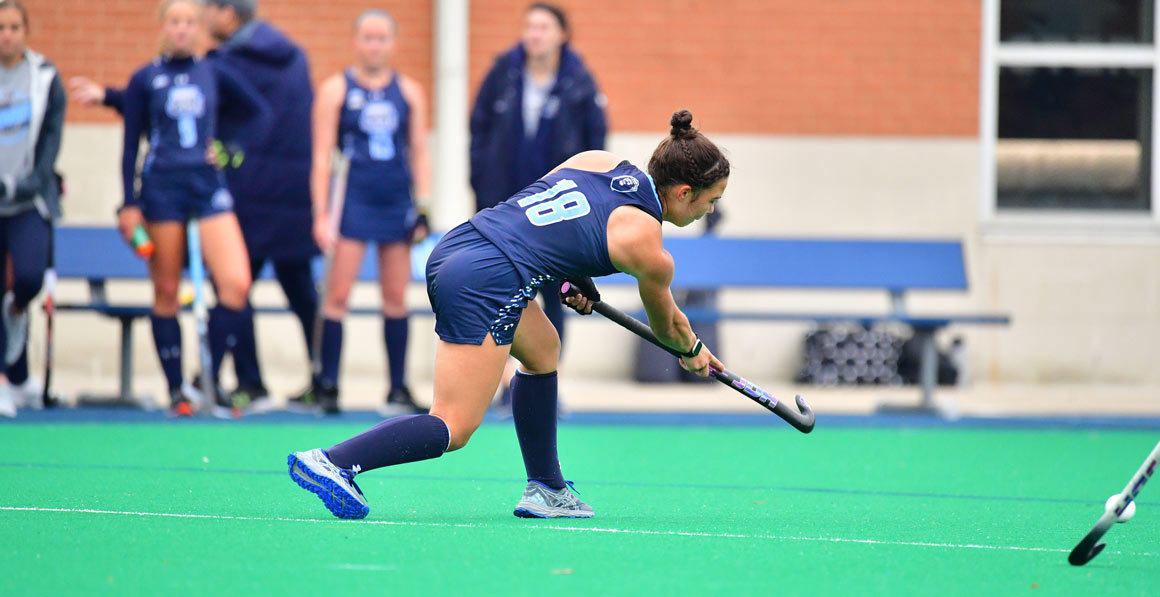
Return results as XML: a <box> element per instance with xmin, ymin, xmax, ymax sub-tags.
<box><xmin>1106</xmin><ymin>494</ymin><xmax>1137</xmax><ymax>523</ymax></box>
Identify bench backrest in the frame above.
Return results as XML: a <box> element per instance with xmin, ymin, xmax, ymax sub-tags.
<box><xmin>55</xmin><ymin>227</ymin><xmax>968</xmax><ymax>295</ymax></box>
<box><xmin>54</xmin><ymin>226</ymin><xmax>430</xmax><ymax>282</ymax></box>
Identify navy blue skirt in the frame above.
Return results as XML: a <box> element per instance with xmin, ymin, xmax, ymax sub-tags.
<box><xmin>425</xmin><ymin>222</ymin><xmax>556</xmax><ymax>345</ymax></box>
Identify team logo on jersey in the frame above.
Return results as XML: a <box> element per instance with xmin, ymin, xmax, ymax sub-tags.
<box><xmin>611</xmin><ymin>175</ymin><xmax>639</xmax><ymax>193</ymax></box>
<box><xmin>166</xmin><ymin>85</ymin><xmax>206</xmax><ymax>118</ymax></box>
<box><xmin>211</xmin><ymin>188</ymin><xmax>234</xmax><ymax>211</ymax></box>
<box><xmin>360</xmin><ymin>100</ymin><xmax>399</xmax><ymax>133</ymax></box>
<box><xmin>152</xmin><ymin>74</ymin><xmax>170</xmax><ymax>89</ymax></box>
<box><xmin>346</xmin><ymin>89</ymin><xmax>367</xmax><ymax>111</ymax></box>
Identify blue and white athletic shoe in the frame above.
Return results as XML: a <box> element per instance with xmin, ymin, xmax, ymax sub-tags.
<box><xmin>287</xmin><ymin>449</ymin><xmax>369</xmax><ymax>519</ymax></box>
<box><xmin>513</xmin><ymin>480</ymin><xmax>594</xmax><ymax>519</ymax></box>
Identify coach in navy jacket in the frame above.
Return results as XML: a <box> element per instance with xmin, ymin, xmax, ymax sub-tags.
<box><xmin>469</xmin><ymin>41</ymin><xmax>607</xmax><ymax>212</ymax></box>
<box><xmin>208</xmin><ymin>19</ymin><xmax>314</xmax><ymax>262</ymax></box>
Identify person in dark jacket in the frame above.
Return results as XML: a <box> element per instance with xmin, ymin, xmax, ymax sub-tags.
<box><xmin>469</xmin><ymin>2</ymin><xmax>607</xmax><ymax>349</ymax></box>
<box><xmin>72</xmin><ymin>0</ymin><xmax>317</xmax><ymax>413</ymax></box>
<box><xmin>0</xmin><ymin>0</ymin><xmax>65</xmax><ymax>418</ymax></box>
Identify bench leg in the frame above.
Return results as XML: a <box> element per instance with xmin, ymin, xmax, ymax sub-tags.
<box><xmin>76</xmin><ymin>315</ymin><xmax>155</xmax><ymax>410</ymax></box>
<box><xmin>917</xmin><ymin>329</ymin><xmax>937</xmax><ymax>410</ymax></box>
<box><xmin>119</xmin><ymin>317</ymin><xmax>134</xmax><ymax>403</ymax></box>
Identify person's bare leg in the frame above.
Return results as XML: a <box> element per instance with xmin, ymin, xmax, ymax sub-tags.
<box><xmin>147</xmin><ymin>222</ymin><xmax>187</xmax><ymax>395</ymax></box>
<box><xmin>508</xmin><ymin>301</ymin><xmax>591</xmax><ymax>517</ymax></box>
<box><xmin>316</xmin><ymin>237</ymin><xmax>366</xmax><ymax>389</ymax></box>
<box><xmin>377</xmin><ymin>241</ymin><xmax>412</xmax><ymax>396</ymax></box>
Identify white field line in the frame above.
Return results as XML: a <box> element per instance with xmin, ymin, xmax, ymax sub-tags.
<box><xmin>2</xmin><ymin>506</ymin><xmax>1156</xmax><ymax>558</ymax></box>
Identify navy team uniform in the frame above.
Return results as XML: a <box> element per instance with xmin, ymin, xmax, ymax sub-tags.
<box><xmin>288</xmin><ymin>160</ymin><xmax>659</xmax><ymax>519</ymax></box>
<box><xmin>337</xmin><ymin>69</ymin><xmax>414</xmax><ymax>242</ymax></box>
<box><xmin>427</xmin><ymin>161</ymin><xmax>661</xmax><ymax>345</ymax></box>
<box><xmin>120</xmin><ymin>54</ymin><xmax>268</xmax><ymax>399</ymax></box>
<box><xmin>121</xmin><ymin>55</ymin><xmax>267</xmax><ymax>221</ymax></box>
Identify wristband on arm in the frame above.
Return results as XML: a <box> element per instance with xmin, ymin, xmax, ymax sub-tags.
<box><xmin>680</xmin><ymin>338</ymin><xmax>703</xmax><ymax>359</ymax></box>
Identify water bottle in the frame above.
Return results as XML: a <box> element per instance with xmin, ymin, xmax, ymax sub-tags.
<box><xmin>130</xmin><ymin>224</ymin><xmax>154</xmax><ymax>258</ymax></box>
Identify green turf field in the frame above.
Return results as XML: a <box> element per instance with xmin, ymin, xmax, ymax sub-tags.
<box><xmin>1</xmin><ymin>421</ymin><xmax>1158</xmax><ymax>595</ymax></box>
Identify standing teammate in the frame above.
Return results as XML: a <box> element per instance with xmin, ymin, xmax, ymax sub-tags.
<box><xmin>117</xmin><ymin>0</ymin><xmax>269</xmax><ymax>416</ymax></box>
<box><xmin>73</xmin><ymin>0</ymin><xmax>317</xmax><ymax>414</ymax></box>
<box><xmin>0</xmin><ymin>0</ymin><xmax>65</xmax><ymax>417</ymax></box>
<box><xmin>293</xmin><ymin>9</ymin><xmax>430</xmax><ymax>415</ymax></box>
<box><xmin>288</xmin><ymin>110</ymin><xmax>727</xmax><ymax>519</ymax></box>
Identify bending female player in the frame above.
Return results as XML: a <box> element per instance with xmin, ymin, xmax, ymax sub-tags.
<box><xmin>288</xmin><ymin>110</ymin><xmax>727</xmax><ymax>519</ymax></box>
<box><xmin>118</xmin><ymin>0</ymin><xmax>268</xmax><ymax>416</ymax></box>
<box><xmin>290</xmin><ymin>9</ymin><xmax>431</xmax><ymax>415</ymax></box>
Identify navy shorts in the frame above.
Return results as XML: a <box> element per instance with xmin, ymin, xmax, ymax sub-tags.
<box><xmin>141</xmin><ymin>165</ymin><xmax>234</xmax><ymax>223</ymax></box>
<box><xmin>339</xmin><ymin>163</ymin><xmax>413</xmax><ymax>243</ymax></box>
<box><xmin>425</xmin><ymin>222</ymin><xmax>556</xmax><ymax>345</ymax></box>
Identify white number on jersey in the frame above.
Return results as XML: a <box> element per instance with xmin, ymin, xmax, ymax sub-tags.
<box><xmin>517</xmin><ymin>179</ymin><xmax>591</xmax><ymax>227</ymax></box>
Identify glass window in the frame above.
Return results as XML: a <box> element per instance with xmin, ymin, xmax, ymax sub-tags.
<box><xmin>996</xmin><ymin>67</ymin><xmax>1151</xmax><ymax>210</ymax></box>
<box><xmin>1000</xmin><ymin>0</ymin><xmax>1153</xmax><ymax>43</ymax></box>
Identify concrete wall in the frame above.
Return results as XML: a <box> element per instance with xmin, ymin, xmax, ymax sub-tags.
<box><xmin>44</xmin><ymin>125</ymin><xmax>1160</xmax><ymax>401</ymax></box>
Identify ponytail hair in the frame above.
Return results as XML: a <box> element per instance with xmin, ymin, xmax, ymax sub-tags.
<box><xmin>647</xmin><ymin>110</ymin><xmax>729</xmax><ymax>192</ymax></box>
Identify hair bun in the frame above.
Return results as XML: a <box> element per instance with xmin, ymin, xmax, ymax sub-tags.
<box><xmin>670</xmin><ymin>110</ymin><xmax>696</xmax><ymax>140</ymax></box>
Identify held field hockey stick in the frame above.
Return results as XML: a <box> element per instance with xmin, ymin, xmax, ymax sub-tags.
<box><xmin>186</xmin><ymin>219</ymin><xmax>219</xmax><ymax>414</ymax></box>
<box><xmin>40</xmin><ymin>223</ymin><xmax>56</xmax><ymax>408</ymax></box>
<box><xmin>310</xmin><ymin>150</ymin><xmax>351</xmax><ymax>378</ymax></box>
<box><xmin>1068</xmin><ymin>439</ymin><xmax>1160</xmax><ymax>566</ymax></box>
<box><xmin>561</xmin><ymin>282</ymin><xmax>815</xmax><ymax>433</ymax></box>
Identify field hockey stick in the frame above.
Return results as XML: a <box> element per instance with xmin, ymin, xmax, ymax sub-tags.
<box><xmin>561</xmin><ymin>282</ymin><xmax>815</xmax><ymax>433</ymax></box>
<box><xmin>310</xmin><ymin>150</ymin><xmax>351</xmax><ymax>377</ymax></box>
<box><xmin>1068</xmin><ymin>439</ymin><xmax>1160</xmax><ymax>566</ymax></box>
<box><xmin>40</xmin><ymin>223</ymin><xmax>57</xmax><ymax>408</ymax></box>
<box><xmin>187</xmin><ymin>219</ymin><xmax>217</xmax><ymax>413</ymax></box>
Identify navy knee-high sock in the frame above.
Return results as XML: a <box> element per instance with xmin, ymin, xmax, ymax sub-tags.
<box><xmin>232</xmin><ymin>304</ymin><xmax>264</xmax><ymax>388</ymax></box>
<box><xmin>150</xmin><ymin>314</ymin><xmax>183</xmax><ymax>392</ymax></box>
<box><xmin>210</xmin><ymin>305</ymin><xmax>249</xmax><ymax>385</ymax></box>
<box><xmin>319</xmin><ymin>318</ymin><xmax>342</xmax><ymax>388</ymax></box>
<box><xmin>511</xmin><ymin>370</ymin><xmax>566</xmax><ymax>489</ymax></box>
<box><xmin>326</xmin><ymin>414</ymin><xmax>450</xmax><ymax>473</ymax></box>
<box><xmin>383</xmin><ymin>316</ymin><xmax>408</xmax><ymax>391</ymax></box>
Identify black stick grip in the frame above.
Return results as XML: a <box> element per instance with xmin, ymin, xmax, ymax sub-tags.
<box><xmin>561</xmin><ymin>282</ymin><xmax>815</xmax><ymax>433</ymax></box>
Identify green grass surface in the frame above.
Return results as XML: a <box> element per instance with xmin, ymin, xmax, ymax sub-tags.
<box><xmin>1</xmin><ymin>422</ymin><xmax>1158</xmax><ymax>595</ymax></box>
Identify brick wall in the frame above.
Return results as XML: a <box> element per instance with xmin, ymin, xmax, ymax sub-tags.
<box><xmin>30</xmin><ymin>0</ymin><xmax>978</xmax><ymax>135</ymax></box>
<box><xmin>26</xmin><ymin>0</ymin><xmax>433</xmax><ymax>124</ymax></box>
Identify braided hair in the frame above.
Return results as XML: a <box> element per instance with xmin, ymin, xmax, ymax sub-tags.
<box><xmin>647</xmin><ymin>110</ymin><xmax>729</xmax><ymax>191</ymax></box>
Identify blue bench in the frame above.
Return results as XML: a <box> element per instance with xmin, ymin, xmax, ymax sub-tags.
<box><xmin>598</xmin><ymin>237</ymin><xmax>1010</xmax><ymax>411</ymax></box>
<box><xmin>54</xmin><ymin>226</ymin><xmax>436</xmax><ymax>405</ymax></box>
<box><xmin>55</xmin><ymin>227</ymin><xmax>1009</xmax><ymax>410</ymax></box>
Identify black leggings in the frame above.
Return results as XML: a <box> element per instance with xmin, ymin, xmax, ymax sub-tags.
<box><xmin>0</xmin><ymin>210</ymin><xmax>49</xmax><ymax>362</ymax></box>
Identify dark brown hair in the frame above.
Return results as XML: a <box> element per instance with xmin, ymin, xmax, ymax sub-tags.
<box><xmin>0</xmin><ymin>0</ymin><xmax>29</xmax><ymax>29</ymax></box>
<box><xmin>648</xmin><ymin>110</ymin><xmax>729</xmax><ymax>192</ymax></box>
<box><xmin>527</xmin><ymin>2</ymin><xmax>569</xmax><ymax>37</ymax></box>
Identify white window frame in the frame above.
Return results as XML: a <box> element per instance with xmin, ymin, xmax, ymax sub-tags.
<box><xmin>980</xmin><ymin>0</ymin><xmax>1160</xmax><ymax>241</ymax></box>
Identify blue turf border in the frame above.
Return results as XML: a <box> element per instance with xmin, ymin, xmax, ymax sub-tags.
<box><xmin>5</xmin><ymin>406</ymin><xmax>1160</xmax><ymax>430</ymax></box>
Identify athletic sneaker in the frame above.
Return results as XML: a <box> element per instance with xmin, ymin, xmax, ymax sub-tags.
<box><xmin>513</xmin><ymin>480</ymin><xmax>594</xmax><ymax>519</ymax></box>
<box><xmin>168</xmin><ymin>382</ymin><xmax>201</xmax><ymax>417</ymax></box>
<box><xmin>380</xmin><ymin>385</ymin><xmax>426</xmax><ymax>416</ymax></box>
<box><xmin>192</xmin><ymin>374</ymin><xmax>238</xmax><ymax>419</ymax></box>
<box><xmin>10</xmin><ymin>378</ymin><xmax>41</xmax><ymax>409</ymax></box>
<box><xmin>0</xmin><ymin>383</ymin><xmax>16</xmax><ymax>418</ymax></box>
<box><xmin>287</xmin><ymin>383</ymin><xmax>339</xmax><ymax>415</ymax></box>
<box><xmin>230</xmin><ymin>384</ymin><xmax>275</xmax><ymax>415</ymax></box>
<box><xmin>287</xmin><ymin>448</ymin><xmax>369</xmax><ymax>519</ymax></box>
<box><xmin>2</xmin><ymin>292</ymin><xmax>28</xmax><ymax>366</ymax></box>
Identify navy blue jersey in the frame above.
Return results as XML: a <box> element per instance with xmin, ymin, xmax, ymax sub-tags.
<box><xmin>121</xmin><ymin>55</ymin><xmax>267</xmax><ymax>207</ymax></box>
<box><xmin>469</xmin><ymin>160</ymin><xmax>662</xmax><ymax>283</ymax></box>
<box><xmin>339</xmin><ymin>69</ymin><xmax>411</xmax><ymax>185</ymax></box>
